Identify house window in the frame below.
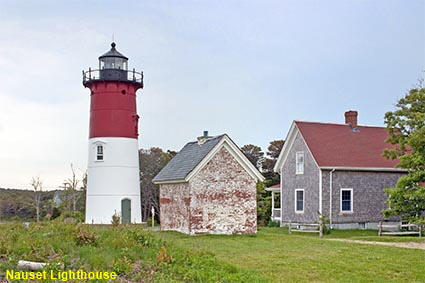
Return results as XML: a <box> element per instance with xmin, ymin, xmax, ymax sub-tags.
<box><xmin>96</xmin><ymin>145</ymin><xmax>104</xmax><ymax>161</ymax></box>
<box><xmin>295</xmin><ymin>189</ymin><xmax>304</xmax><ymax>213</ymax></box>
<box><xmin>296</xmin><ymin>151</ymin><xmax>304</xmax><ymax>174</ymax></box>
<box><xmin>340</xmin><ymin>189</ymin><xmax>353</xmax><ymax>212</ymax></box>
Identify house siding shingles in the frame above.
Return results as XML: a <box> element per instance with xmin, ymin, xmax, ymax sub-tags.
<box><xmin>321</xmin><ymin>170</ymin><xmax>404</xmax><ymax>223</ymax></box>
<box><xmin>281</xmin><ymin>131</ymin><xmax>320</xmax><ymax>224</ymax></box>
<box><xmin>189</xmin><ymin>146</ymin><xmax>257</xmax><ymax>234</ymax></box>
<box><xmin>159</xmin><ymin>183</ymin><xmax>190</xmax><ymax>234</ymax></box>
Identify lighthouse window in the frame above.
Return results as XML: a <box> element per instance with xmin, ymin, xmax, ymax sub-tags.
<box><xmin>96</xmin><ymin>145</ymin><xmax>104</xmax><ymax>161</ymax></box>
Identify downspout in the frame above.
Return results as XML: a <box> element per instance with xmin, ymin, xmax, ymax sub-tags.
<box><xmin>329</xmin><ymin>169</ymin><xmax>336</xmax><ymax>229</ymax></box>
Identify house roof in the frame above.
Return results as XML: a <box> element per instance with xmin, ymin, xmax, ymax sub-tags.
<box><xmin>275</xmin><ymin>120</ymin><xmax>404</xmax><ymax>172</ymax></box>
<box><xmin>265</xmin><ymin>183</ymin><xmax>280</xmax><ymax>192</ymax></box>
<box><xmin>295</xmin><ymin>121</ymin><xmax>399</xmax><ymax>169</ymax></box>
<box><xmin>153</xmin><ymin>135</ymin><xmax>224</xmax><ymax>183</ymax></box>
<box><xmin>153</xmin><ymin>134</ymin><xmax>264</xmax><ymax>184</ymax></box>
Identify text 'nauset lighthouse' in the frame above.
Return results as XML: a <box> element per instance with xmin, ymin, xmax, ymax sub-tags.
<box><xmin>83</xmin><ymin>43</ymin><xmax>143</xmax><ymax>224</ymax></box>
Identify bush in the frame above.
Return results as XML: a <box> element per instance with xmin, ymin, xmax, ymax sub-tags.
<box><xmin>267</xmin><ymin>220</ymin><xmax>280</xmax><ymax>227</ymax></box>
<box><xmin>74</xmin><ymin>226</ymin><xmax>98</xmax><ymax>246</ymax></box>
<box><xmin>111</xmin><ymin>212</ymin><xmax>120</xmax><ymax>226</ymax></box>
<box><xmin>58</xmin><ymin>211</ymin><xmax>84</xmax><ymax>223</ymax></box>
<box><xmin>318</xmin><ymin>213</ymin><xmax>331</xmax><ymax>235</ymax></box>
<box><xmin>113</xmin><ymin>256</ymin><xmax>132</xmax><ymax>275</ymax></box>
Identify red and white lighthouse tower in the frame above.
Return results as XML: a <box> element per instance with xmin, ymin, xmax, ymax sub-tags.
<box><xmin>83</xmin><ymin>43</ymin><xmax>143</xmax><ymax>224</ymax></box>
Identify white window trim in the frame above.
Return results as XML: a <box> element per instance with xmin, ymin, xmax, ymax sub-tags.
<box><xmin>95</xmin><ymin>145</ymin><xmax>104</xmax><ymax>162</ymax></box>
<box><xmin>295</xmin><ymin>151</ymin><xmax>304</xmax><ymax>175</ymax></box>
<box><xmin>295</xmin><ymin>189</ymin><xmax>304</xmax><ymax>213</ymax></box>
<box><xmin>93</xmin><ymin>141</ymin><xmax>106</xmax><ymax>163</ymax></box>
<box><xmin>340</xmin><ymin>188</ymin><xmax>353</xmax><ymax>213</ymax></box>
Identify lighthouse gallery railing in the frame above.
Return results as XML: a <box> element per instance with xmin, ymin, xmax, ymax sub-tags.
<box><xmin>82</xmin><ymin>68</ymin><xmax>144</xmax><ymax>85</ymax></box>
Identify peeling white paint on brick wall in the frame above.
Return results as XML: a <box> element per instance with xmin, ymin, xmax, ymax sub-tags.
<box><xmin>189</xmin><ymin>146</ymin><xmax>257</xmax><ymax>235</ymax></box>
<box><xmin>159</xmin><ymin>183</ymin><xmax>190</xmax><ymax>234</ymax></box>
<box><xmin>159</xmin><ymin>146</ymin><xmax>258</xmax><ymax>235</ymax></box>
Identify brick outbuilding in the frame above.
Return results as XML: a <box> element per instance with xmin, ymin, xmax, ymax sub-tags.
<box><xmin>153</xmin><ymin>133</ymin><xmax>264</xmax><ymax>235</ymax></box>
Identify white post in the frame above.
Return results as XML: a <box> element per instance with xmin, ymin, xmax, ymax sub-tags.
<box><xmin>329</xmin><ymin>169</ymin><xmax>335</xmax><ymax>229</ymax></box>
<box><xmin>271</xmin><ymin>192</ymin><xmax>275</xmax><ymax>219</ymax></box>
<box><xmin>151</xmin><ymin>206</ymin><xmax>155</xmax><ymax>229</ymax></box>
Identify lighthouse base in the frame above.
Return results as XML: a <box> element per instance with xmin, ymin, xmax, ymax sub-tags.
<box><xmin>85</xmin><ymin>137</ymin><xmax>142</xmax><ymax>224</ymax></box>
<box><xmin>85</xmin><ymin>195</ymin><xmax>142</xmax><ymax>224</ymax></box>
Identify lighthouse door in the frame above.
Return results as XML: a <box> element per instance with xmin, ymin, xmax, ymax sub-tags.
<box><xmin>121</xmin><ymin>198</ymin><xmax>131</xmax><ymax>224</ymax></box>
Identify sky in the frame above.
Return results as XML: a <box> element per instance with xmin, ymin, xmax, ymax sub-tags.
<box><xmin>0</xmin><ymin>0</ymin><xmax>424</xmax><ymax>190</ymax></box>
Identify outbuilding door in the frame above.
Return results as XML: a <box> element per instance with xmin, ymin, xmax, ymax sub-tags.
<box><xmin>121</xmin><ymin>198</ymin><xmax>131</xmax><ymax>224</ymax></box>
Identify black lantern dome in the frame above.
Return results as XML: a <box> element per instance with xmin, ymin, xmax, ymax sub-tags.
<box><xmin>83</xmin><ymin>42</ymin><xmax>143</xmax><ymax>88</ymax></box>
<box><xmin>99</xmin><ymin>42</ymin><xmax>128</xmax><ymax>71</ymax></box>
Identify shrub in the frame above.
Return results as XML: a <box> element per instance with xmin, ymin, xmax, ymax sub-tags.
<box><xmin>111</xmin><ymin>212</ymin><xmax>120</xmax><ymax>226</ymax></box>
<box><xmin>127</xmin><ymin>230</ymin><xmax>159</xmax><ymax>247</ymax></box>
<box><xmin>74</xmin><ymin>226</ymin><xmax>98</xmax><ymax>246</ymax></box>
<box><xmin>157</xmin><ymin>245</ymin><xmax>172</xmax><ymax>264</ymax></box>
<box><xmin>113</xmin><ymin>256</ymin><xmax>132</xmax><ymax>275</ymax></box>
<box><xmin>267</xmin><ymin>220</ymin><xmax>280</xmax><ymax>227</ymax></box>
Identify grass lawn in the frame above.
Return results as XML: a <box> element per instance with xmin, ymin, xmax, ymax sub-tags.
<box><xmin>1</xmin><ymin>223</ymin><xmax>424</xmax><ymax>282</ymax></box>
<box><xmin>159</xmin><ymin>227</ymin><xmax>425</xmax><ymax>283</ymax></box>
<box><xmin>0</xmin><ymin>223</ymin><xmax>266</xmax><ymax>282</ymax></box>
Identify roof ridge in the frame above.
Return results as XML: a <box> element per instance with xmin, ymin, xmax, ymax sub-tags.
<box><xmin>188</xmin><ymin>133</ymin><xmax>227</xmax><ymax>144</ymax></box>
<box><xmin>295</xmin><ymin>120</ymin><xmax>386</xmax><ymax>129</ymax></box>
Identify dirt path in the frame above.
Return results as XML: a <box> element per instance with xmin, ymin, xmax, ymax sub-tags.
<box><xmin>327</xmin><ymin>238</ymin><xmax>425</xmax><ymax>250</ymax></box>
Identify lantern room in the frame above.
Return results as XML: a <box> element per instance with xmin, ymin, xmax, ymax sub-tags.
<box><xmin>99</xmin><ymin>42</ymin><xmax>128</xmax><ymax>70</ymax></box>
<box><xmin>83</xmin><ymin>42</ymin><xmax>143</xmax><ymax>88</ymax></box>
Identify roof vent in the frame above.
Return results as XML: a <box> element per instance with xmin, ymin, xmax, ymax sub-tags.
<box><xmin>197</xmin><ymin>130</ymin><xmax>211</xmax><ymax>145</ymax></box>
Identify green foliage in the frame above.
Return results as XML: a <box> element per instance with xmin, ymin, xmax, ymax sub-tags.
<box><xmin>267</xmin><ymin>220</ymin><xmax>280</xmax><ymax>227</ymax></box>
<box><xmin>0</xmin><ymin>188</ymin><xmax>56</xmax><ymax>221</ymax></box>
<box><xmin>74</xmin><ymin>226</ymin><xmax>98</xmax><ymax>246</ymax></box>
<box><xmin>240</xmin><ymin>144</ymin><xmax>264</xmax><ymax>169</ymax></box>
<box><xmin>113</xmin><ymin>256</ymin><xmax>133</xmax><ymax>275</ymax></box>
<box><xmin>126</xmin><ymin>229</ymin><xmax>159</xmax><ymax>247</ymax></box>
<box><xmin>139</xmin><ymin>147</ymin><xmax>175</xmax><ymax>222</ymax></box>
<box><xmin>262</xmin><ymin>139</ymin><xmax>285</xmax><ymax>174</ymax></box>
<box><xmin>111</xmin><ymin>212</ymin><xmax>120</xmax><ymax>226</ymax></box>
<box><xmin>256</xmin><ymin>181</ymin><xmax>271</xmax><ymax>226</ymax></box>
<box><xmin>0</xmin><ymin>223</ymin><xmax>267</xmax><ymax>282</ymax></box>
<box><xmin>160</xmin><ymin>228</ymin><xmax>425</xmax><ymax>283</ymax></box>
<box><xmin>60</xmin><ymin>210</ymin><xmax>84</xmax><ymax>223</ymax></box>
<box><xmin>147</xmin><ymin>216</ymin><xmax>159</xmax><ymax>227</ymax></box>
<box><xmin>383</xmin><ymin>85</ymin><xmax>425</xmax><ymax>223</ymax></box>
<box><xmin>317</xmin><ymin>212</ymin><xmax>331</xmax><ymax>235</ymax></box>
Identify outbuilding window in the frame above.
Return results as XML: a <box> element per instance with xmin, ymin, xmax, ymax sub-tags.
<box><xmin>295</xmin><ymin>189</ymin><xmax>304</xmax><ymax>213</ymax></box>
<box><xmin>340</xmin><ymin>189</ymin><xmax>353</xmax><ymax>212</ymax></box>
<box><xmin>296</xmin><ymin>151</ymin><xmax>304</xmax><ymax>174</ymax></box>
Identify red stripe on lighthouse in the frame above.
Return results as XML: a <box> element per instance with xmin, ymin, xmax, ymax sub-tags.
<box><xmin>88</xmin><ymin>81</ymin><xmax>140</xmax><ymax>139</ymax></box>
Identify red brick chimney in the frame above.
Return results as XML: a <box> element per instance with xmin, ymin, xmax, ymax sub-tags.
<box><xmin>345</xmin><ymin>110</ymin><xmax>358</xmax><ymax>128</ymax></box>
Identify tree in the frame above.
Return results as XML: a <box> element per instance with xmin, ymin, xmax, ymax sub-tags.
<box><xmin>240</xmin><ymin>144</ymin><xmax>264</xmax><ymax>169</ymax></box>
<box><xmin>262</xmin><ymin>140</ymin><xmax>284</xmax><ymax>186</ymax></box>
<box><xmin>267</xmin><ymin>140</ymin><xmax>285</xmax><ymax>159</ymax></box>
<box><xmin>62</xmin><ymin>164</ymin><xmax>85</xmax><ymax>212</ymax></box>
<box><xmin>383</xmin><ymin>85</ymin><xmax>425</xmax><ymax>224</ymax></box>
<box><xmin>256</xmin><ymin>181</ymin><xmax>272</xmax><ymax>226</ymax></box>
<box><xmin>30</xmin><ymin>176</ymin><xmax>43</xmax><ymax>222</ymax></box>
<box><xmin>139</xmin><ymin>147</ymin><xmax>175</xmax><ymax>221</ymax></box>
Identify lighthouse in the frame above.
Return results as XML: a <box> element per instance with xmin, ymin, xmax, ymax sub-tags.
<box><xmin>83</xmin><ymin>42</ymin><xmax>143</xmax><ymax>224</ymax></box>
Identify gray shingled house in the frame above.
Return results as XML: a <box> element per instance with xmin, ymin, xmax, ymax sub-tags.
<box><xmin>273</xmin><ymin>111</ymin><xmax>406</xmax><ymax>229</ymax></box>
<box><xmin>153</xmin><ymin>132</ymin><xmax>264</xmax><ymax>235</ymax></box>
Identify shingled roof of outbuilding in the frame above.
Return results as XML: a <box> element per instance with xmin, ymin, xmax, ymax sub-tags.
<box><xmin>152</xmin><ymin>135</ymin><xmax>225</xmax><ymax>183</ymax></box>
